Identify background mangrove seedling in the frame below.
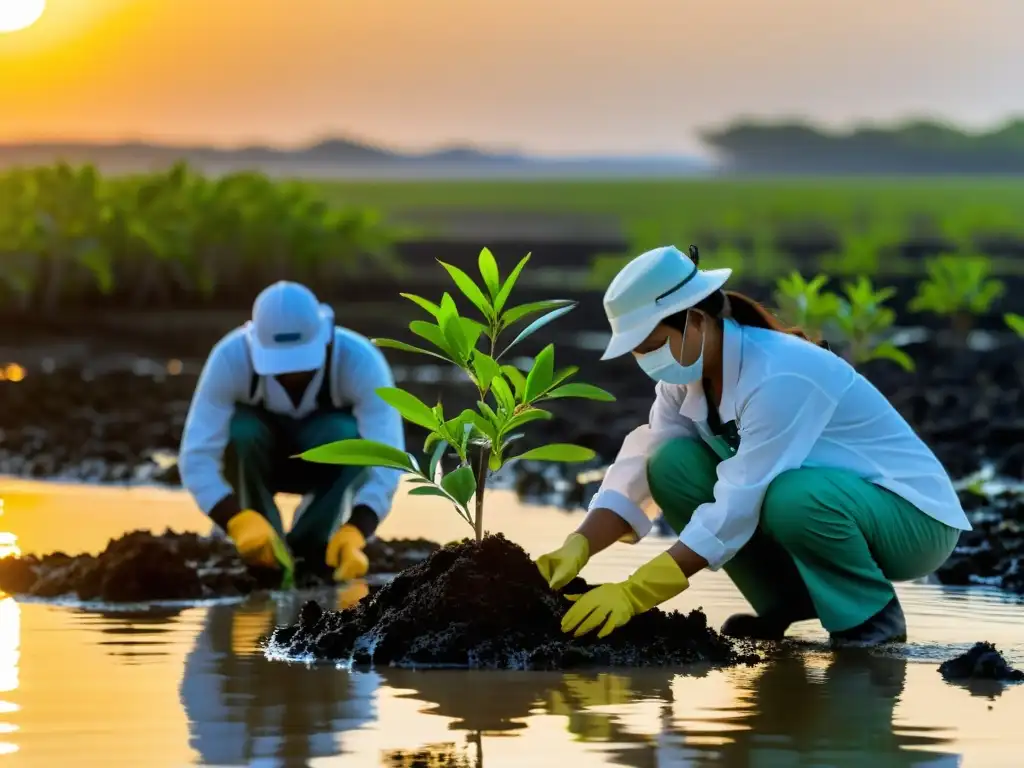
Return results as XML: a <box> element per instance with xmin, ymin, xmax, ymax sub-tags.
<box><xmin>772</xmin><ymin>271</ymin><xmax>843</xmax><ymax>342</ymax></box>
<box><xmin>772</xmin><ymin>271</ymin><xmax>913</xmax><ymax>371</ymax></box>
<box><xmin>909</xmin><ymin>254</ymin><xmax>1006</xmax><ymax>344</ymax></box>
<box><xmin>297</xmin><ymin>247</ymin><xmax>616</xmax><ymax>542</ymax></box>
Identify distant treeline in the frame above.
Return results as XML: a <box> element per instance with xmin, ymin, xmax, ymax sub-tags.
<box><xmin>701</xmin><ymin>119</ymin><xmax>1024</xmax><ymax>174</ymax></box>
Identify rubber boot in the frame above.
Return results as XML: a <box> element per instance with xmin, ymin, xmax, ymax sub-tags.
<box><xmin>829</xmin><ymin>596</ymin><xmax>908</xmax><ymax>649</ymax></box>
<box><xmin>721</xmin><ymin>611</ymin><xmax>795</xmax><ymax>641</ymax></box>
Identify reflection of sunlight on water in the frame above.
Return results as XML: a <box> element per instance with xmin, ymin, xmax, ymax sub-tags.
<box><xmin>0</xmin><ymin>596</ymin><xmax>20</xmax><ymax>756</ymax></box>
<box><xmin>0</xmin><ymin>364</ymin><xmax>25</xmax><ymax>383</ymax></box>
<box><xmin>0</xmin><ymin>496</ymin><xmax>21</xmax><ymax>559</ymax></box>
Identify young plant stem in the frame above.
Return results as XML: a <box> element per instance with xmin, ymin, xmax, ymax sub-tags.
<box><xmin>473</xmin><ymin>446</ymin><xmax>489</xmax><ymax>543</ymax></box>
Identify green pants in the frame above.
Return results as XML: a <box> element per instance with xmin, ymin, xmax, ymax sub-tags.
<box><xmin>224</xmin><ymin>404</ymin><xmax>365</xmax><ymax>565</ymax></box>
<box><xmin>648</xmin><ymin>438</ymin><xmax>960</xmax><ymax>632</ymax></box>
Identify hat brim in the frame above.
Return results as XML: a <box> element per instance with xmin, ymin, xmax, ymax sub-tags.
<box><xmin>599</xmin><ymin>268</ymin><xmax>732</xmax><ymax>361</ymax></box>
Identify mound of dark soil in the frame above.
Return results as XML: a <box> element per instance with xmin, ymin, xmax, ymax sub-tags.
<box><xmin>265</xmin><ymin>533</ymin><xmax>757</xmax><ymax>670</ymax></box>
<box><xmin>934</xmin><ymin>489</ymin><xmax>1023</xmax><ymax>594</ymax></box>
<box><xmin>0</xmin><ymin>530</ymin><xmax>440</xmax><ymax>602</ymax></box>
<box><xmin>939</xmin><ymin>642</ymin><xmax>1024</xmax><ymax>682</ymax></box>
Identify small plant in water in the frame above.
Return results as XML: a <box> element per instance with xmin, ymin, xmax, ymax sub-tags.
<box><xmin>909</xmin><ymin>254</ymin><xmax>1005</xmax><ymax>343</ymax></box>
<box><xmin>297</xmin><ymin>248</ymin><xmax>615</xmax><ymax>542</ymax></box>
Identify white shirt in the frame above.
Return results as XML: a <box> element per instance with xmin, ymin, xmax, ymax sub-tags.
<box><xmin>589</xmin><ymin>318</ymin><xmax>970</xmax><ymax>571</ymax></box>
<box><xmin>178</xmin><ymin>325</ymin><xmax>405</xmax><ymax>521</ymax></box>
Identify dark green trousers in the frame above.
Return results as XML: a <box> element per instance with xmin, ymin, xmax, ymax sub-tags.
<box><xmin>224</xmin><ymin>404</ymin><xmax>365</xmax><ymax>566</ymax></box>
<box><xmin>648</xmin><ymin>437</ymin><xmax>959</xmax><ymax>632</ymax></box>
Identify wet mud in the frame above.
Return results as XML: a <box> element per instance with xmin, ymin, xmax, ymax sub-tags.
<box><xmin>934</xmin><ymin>489</ymin><xmax>1023</xmax><ymax>595</ymax></box>
<box><xmin>265</xmin><ymin>533</ymin><xmax>759</xmax><ymax>670</ymax></box>
<box><xmin>0</xmin><ymin>530</ymin><xmax>440</xmax><ymax>602</ymax></box>
<box><xmin>939</xmin><ymin>642</ymin><xmax>1024</xmax><ymax>682</ymax></box>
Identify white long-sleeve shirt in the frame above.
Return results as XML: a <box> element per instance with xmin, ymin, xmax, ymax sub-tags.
<box><xmin>178</xmin><ymin>325</ymin><xmax>405</xmax><ymax>522</ymax></box>
<box><xmin>589</xmin><ymin>318</ymin><xmax>970</xmax><ymax>570</ymax></box>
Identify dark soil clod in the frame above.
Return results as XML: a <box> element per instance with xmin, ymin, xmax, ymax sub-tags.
<box><xmin>0</xmin><ymin>530</ymin><xmax>441</xmax><ymax>602</ymax></box>
<box><xmin>938</xmin><ymin>642</ymin><xmax>1024</xmax><ymax>682</ymax></box>
<box><xmin>265</xmin><ymin>532</ymin><xmax>759</xmax><ymax>670</ymax></box>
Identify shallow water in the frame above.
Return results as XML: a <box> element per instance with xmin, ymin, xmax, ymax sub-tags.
<box><xmin>1</xmin><ymin>479</ymin><xmax>1023</xmax><ymax>767</ymax></box>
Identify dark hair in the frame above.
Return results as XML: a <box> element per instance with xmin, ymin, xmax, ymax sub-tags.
<box><xmin>661</xmin><ymin>245</ymin><xmax>827</xmax><ymax>348</ymax></box>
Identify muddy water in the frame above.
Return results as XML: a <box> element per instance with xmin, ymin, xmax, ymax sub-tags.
<box><xmin>1</xmin><ymin>480</ymin><xmax>1023</xmax><ymax>767</ymax></box>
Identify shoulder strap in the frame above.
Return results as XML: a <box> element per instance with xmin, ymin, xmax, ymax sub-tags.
<box><xmin>316</xmin><ymin>339</ymin><xmax>336</xmax><ymax>410</ymax></box>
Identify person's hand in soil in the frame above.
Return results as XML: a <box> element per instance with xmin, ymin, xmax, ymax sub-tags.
<box><xmin>326</xmin><ymin>524</ymin><xmax>370</xmax><ymax>581</ymax></box>
<box><xmin>536</xmin><ymin>532</ymin><xmax>591</xmax><ymax>590</ymax></box>
<box><xmin>561</xmin><ymin>551</ymin><xmax>689</xmax><ymax>638</ymax></box>
<box><xmin>226</xmin><ymin>509</ymin><xmax>295</xmax><ymax>576</ymax></box>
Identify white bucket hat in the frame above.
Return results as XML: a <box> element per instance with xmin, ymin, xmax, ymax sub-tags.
<box><xmin>244</xmin><ymin>281</ymin><xmax>333</xmax><ymax>375</ymax></box>
<box><xmin>600</xmin><ymin>245</ymin><xmax>732</xmax><ymax>360</ymax></box>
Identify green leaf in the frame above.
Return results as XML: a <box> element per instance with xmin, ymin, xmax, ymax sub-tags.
<box><xmin>296</xmin><ymin>438</ymin><xmax>416</xmax><ymax>471</ymax></box>
<box><xmin>524</xmin><ymin>343</ymin><xmax>555</xmax><ymax>402</ymax></box>
<box><xmin>499</xmin><ymin>303</ymin><xmax>577</xmax><ymax>359</ymax></box>
<box><xmin>409</xmin><ymin>484</ymin><xmax>455</xmax><ymax>501</ymax></box>
<box><xmin>493</xmin><ymin>253</ymin><xmax>530</xmax><ymax>314</ymax></box>
<box><xmin>500</xmin><ymin>408</ymin><xmax>553</xmax><ymax>437</ymax></box>
<box><xmin>489</xmin><ymin>374</ymin><xmax>516</xmax><ymax>413</ymax></box>
<box><xmin>500</xmin><ymin>365</ymin><xmax>526</xmax><ymax>399</ymax></box>
<box><xmin>499</xmin><ymin>299</ymin><xmax>575</xmax><ymax>329</ymax></box>
<box><xmin>440</xmin><ymin>465</ymin><xmax>477</xmax><ymax>507</ymax></box>
<box><xmin>478</xmin><ymin>247</ymin><xmax>500</xmax><ymax>298</ymax></box>
<box><xmin>468</xmin><ymin>410</ymin><xmax>498</xmax><ymax>444</ymax></box>
<box><xmin>400</xmin><ymin>292</ymin><xmax>441</xmax><ymax>318</ymax></box>
<box><xmin>513</xmin><ymin>444</ymin><xmax>597</xmax><ymax>463</ymax></box>
<box><xmin>375</xmin><ymin>387</ymin><xmax>440</xmax><ymax>431</ymax></box>
<box><xmin>373</xmin><ymin>337</ymin><xmax>453</xmax><ymax>363</ymax></box>
<box><xmin>409</xmin><ymin>320</ymin><xmax>454</xmax><ymax>356</ymax></box>
<box><xmin>428</xmin><ymin>439</ymin><xmax>448</xmax><ymax>481</ymax></box>
<box><xmin>471</xmin><ymin>351</ymin><xmax>501</xmax><ymax>390</ymax></box>
<box><xmin>870</xmin><ymin>342</ymin><xmax>916</xmax><ymax>372</ymax></box>
<box><xmin>1006</xmin><ymin>313</ymin><xmax>1024</xmax><ymax>337</ymax></box>
<box><xmin>438</xmin><ymin>260</ymin><xmax>493</xmax><ymax>319</ymax></box>
<box><xmin>423</xmin><ymin>430</ymin><xmax>444</xmax><ymax>454</ymax></box>
<box><xmin>477</xmin><ymin>400</ymin><xmax>499</xmax><ymax>424</ymax></box>
<box><xmin>542</xmin><ymin>383</ymin><xmax>616</xmax><ymax>401</ymax></box>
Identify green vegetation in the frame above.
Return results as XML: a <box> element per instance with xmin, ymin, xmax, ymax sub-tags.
<box><xmin>1007</xmin><ymin>313</ymin><xmax>1024</xmax><ymax>337</ymax></box>
<box><xmin>297</xmin><ymin>248</ymin><xmax>614</xmax><ymax>541</ymax></box>
<box><xmin>909</xmin><ymin>255</ymin><xmax>1007</xmax><ymax>340</ymax></box>
<box><xmin>774</xmin><ymin>272</ymin><xmax>913</xmax><ymax>371</ymax></box>
<box><xmin>0</xmin><ymin>162</ymin><xmax>395</xmax><ymax>310</ymax></box>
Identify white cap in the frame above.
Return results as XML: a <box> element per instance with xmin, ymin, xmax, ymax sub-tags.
<box><xmin>243</xmin><ymin>281</ymin><xmax>333</xmax><ymax>375</ymax></box>
<box><xmin>600</xmin><ymin>245</ymin><xmax>732</xmax><ymax>360</ymax></box>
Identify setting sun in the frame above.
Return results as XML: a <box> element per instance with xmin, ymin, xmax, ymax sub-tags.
<box><xmin>0</xmin><ymin>0</ymin><xmax>45</xmax><ymax>33</ymax></box>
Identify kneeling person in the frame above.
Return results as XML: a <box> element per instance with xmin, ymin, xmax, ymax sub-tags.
<box><xmin>178</xmin><ymin>281</ymin><xmax>405</xmax><ymax>582</ymax></box>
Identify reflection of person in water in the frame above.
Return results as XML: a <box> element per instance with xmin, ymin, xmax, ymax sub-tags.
<box><xmin>179</xmin><ymin>585</ymin><xmax>376</xmax><ymax>766</ymax></box>
<box><xmin>668</xmin><ymin>652</ymin><xmax>961</xmax><ymax>767</ymax></box>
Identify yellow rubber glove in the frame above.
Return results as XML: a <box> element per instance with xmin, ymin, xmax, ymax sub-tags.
<box><xmin>561</xmin><ymin>551</ymin><xmax>689</xmax><ymax>639</ymax></box>
<box><xmin>225</xmin><ymin>510</ymin><xmax>295</xmax><ymax>582</ymax></box>
<box><xmin>326</xmin><ymin>524</ymin><xmax>370</xmax><ymax>582</ymax></box>
<box><xmin>535</xmin><ymin>532</ymin><xmax>591</xmax><ymax>591</ymax></box>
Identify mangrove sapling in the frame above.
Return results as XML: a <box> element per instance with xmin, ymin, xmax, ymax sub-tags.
<box><xmin>772</xmin><ymin>271</ymin><xmax>843</xmax><ymax>342</ymax></box>
<box><xmin>830</xmin><ymin>276</ymin><xmax>914</xmax><ymax>372</ymax></box>
<box><xmin>909</xmin><ymin>254</ymin><xmax>1006</xmax><ymax>345</ymax></box>
<box><xmin>298</xmin><ymin>247</ymin><xmax>616</xmax><ymax>542</ymax></box>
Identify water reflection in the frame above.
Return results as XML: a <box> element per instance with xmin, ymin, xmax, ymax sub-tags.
<box><xmin>668</xmin><ymin>651</ymin><xmax>961</xmax><ymax>767</ymax></box>
<box><xmin>0</xmin><ymin>594</ymin><xmax>20</xmax><ymax>757</ymax></box>
<box><xmin>179</xmin><ymin>584</ymin><xmax>377</xmax><ymax>766</ymax></box>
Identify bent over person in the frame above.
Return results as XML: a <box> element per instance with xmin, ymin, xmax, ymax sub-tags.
<box><xmin>179</xmin><ymin>281</ymin><xmax>405</xmax><ymax>582</ymax></box>
<box><xmin>535</xmin><ymin>245</ymin><xmax>969</xmax><ymax>648</ymax></box>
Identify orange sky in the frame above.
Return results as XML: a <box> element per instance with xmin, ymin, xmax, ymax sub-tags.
<box><xmin>1</xmin><ymin>0</ymin><xmax>1023</xmax><ymax>156</ymax></box>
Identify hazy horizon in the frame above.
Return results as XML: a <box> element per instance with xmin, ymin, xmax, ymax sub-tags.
<box><xmin>2</xmin><ymin>0</ymin><xmax>1023</xmax><ymax>158</ymax></box>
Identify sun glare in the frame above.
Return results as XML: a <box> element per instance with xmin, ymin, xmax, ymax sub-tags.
<box><xmin>0</xmin><ymin>0</ymin><xmax>46</xmax><ymax>33</ymax></box>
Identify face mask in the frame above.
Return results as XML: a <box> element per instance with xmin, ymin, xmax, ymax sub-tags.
<box><xmin>636</xmin><ymin>317</ymin><xmax>704</xmax><ymax>386</ymax></box>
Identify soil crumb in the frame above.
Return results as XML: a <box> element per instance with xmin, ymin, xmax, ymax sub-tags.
<box><xmin>0</xmin><ymin>530</ymin><xmax>440</xmax><ymax>602</ymax></box>
<box><xmin>265</xmin><ymin>533</ymin><xmax>757</xmax><ymax>670</ymax></box>
<box><xmin>939</xmin><ymin>642</ymin><xmax>1024</xmax><ymax>682</ymax></box>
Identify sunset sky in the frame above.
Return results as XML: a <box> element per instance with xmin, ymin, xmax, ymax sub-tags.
<box><xmin>1</xmin><ymin>0</ymin><xmax>1023</xmax><ymax>157</ymax></box>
